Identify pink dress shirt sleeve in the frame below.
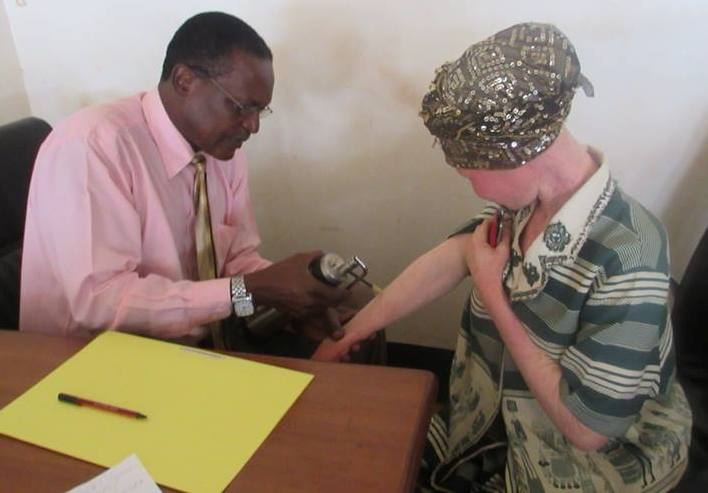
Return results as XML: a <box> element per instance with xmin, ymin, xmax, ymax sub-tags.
<box><xmin>220</xmin><ymin>155</ymin><xmax>272</xmax><ymax>277</ymax></box>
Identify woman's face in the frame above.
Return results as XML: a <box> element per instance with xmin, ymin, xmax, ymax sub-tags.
<box><xmin>456</xmin><ymin>165</ymin><xmax>539</xmax><ymax>210</ymax></box>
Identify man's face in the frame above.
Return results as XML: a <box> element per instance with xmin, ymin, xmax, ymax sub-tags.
<box><xmin>181</xmin><ymin>50</ymin><xmax>274</xmax><ymax>160</ymax></box>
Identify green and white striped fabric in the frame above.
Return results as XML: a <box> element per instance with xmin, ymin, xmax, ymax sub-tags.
<box><xmin>421</xmin><ymin>158</ymin><xmax>692</xmax><ymax>492</ymax></box>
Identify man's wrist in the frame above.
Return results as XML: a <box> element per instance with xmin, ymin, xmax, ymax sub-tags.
<box><xmin>242</xmin><ymin>271</ymin><xmax>267</xmax><ymax>307</ymax></box>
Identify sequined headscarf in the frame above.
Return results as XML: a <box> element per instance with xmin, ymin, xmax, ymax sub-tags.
<box><xmin>420</xmin><ymin>23</ymin><xmax>594</xmax><ymax>169</ymax></box>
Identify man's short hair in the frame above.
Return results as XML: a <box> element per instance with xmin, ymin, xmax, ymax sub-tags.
<box><xmin>160</xmin><ymin>12</ymin><xmax>272</xmax><ymax>81</ymax></box>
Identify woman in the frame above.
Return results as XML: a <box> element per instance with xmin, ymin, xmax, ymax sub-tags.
<box><xmin>314</xmin><ymin>23</ymin><xmax>691</xmax><ymax>492</ymax></box>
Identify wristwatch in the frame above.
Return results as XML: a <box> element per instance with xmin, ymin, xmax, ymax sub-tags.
<box><xmin>230</xmin><ymin>275</ymin><xmax>254</xmax><ymax>317</ymax></box>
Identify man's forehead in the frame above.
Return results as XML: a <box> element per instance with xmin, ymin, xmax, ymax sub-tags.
<box><xmin>220</xmin><ymin>50</ymin><xmax>274</xmax><ymax>101</ymax></box>
<box><xmin>222</xmin><ymin>50</ymin><xmax>272</xmax><ymax>81</ymax></box>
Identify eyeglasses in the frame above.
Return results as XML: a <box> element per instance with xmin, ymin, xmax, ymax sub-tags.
<box><xmin>188</xmin><ymin>65</ymin><xmax>273</xmax><ymax>119</ymax></box>
<box><xmin>208</xmin><ymin>77</ymin><xmax>273</xmax><ymax>119</ymax></box>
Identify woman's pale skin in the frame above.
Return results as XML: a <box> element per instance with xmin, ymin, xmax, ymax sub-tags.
<box><xmin>313</xmin><ymin>127</ymin><xmax>609</xmax><ymax>452</ymax></box>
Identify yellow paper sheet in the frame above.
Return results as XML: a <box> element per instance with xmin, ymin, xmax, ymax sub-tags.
<box><xmin>0</xmin><ymin>331</ymin><xmax>313</xmax><ymax>492</ymax></box>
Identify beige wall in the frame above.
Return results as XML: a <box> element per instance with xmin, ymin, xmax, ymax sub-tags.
<box><xmin>4</xmin><ymin>0</ymin><xmax>708</xmax><ymax>347</ymax></box>
<box><xmin>0</xmin><ymin>0</ymin><xmax>29</xmax><ymax>124</ymax></box>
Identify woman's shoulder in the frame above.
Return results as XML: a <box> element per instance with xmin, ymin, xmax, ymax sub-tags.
<box><xmin>581</xmin><ymin>185</ymin><xmax>670</xmax><ymax>277</ymax></box>
<box><xmin>448</xmin><ymin>204</ymin><xmax>500</xmax><ymax>237</ymax></box>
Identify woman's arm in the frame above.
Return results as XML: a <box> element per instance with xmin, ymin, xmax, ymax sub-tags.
<box><xmin>312</xmin><ymin>235</ymin><xmax>470</xmax><ymax>361</ymax></box>
<box><xmin>483</xmin><ymin>287</ymin><xmax>608</xmax><ymax>451</ymax></box>
<box><xmin>468</xmin><ymin>219</ymin><xmax>608</xmax><ymax>452</ymax></box>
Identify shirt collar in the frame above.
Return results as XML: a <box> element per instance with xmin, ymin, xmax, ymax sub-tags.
<box><xmin>505</xmin><ymin>147</ymin><xmax>615</xmax><ymax>300</ymax></box>
<box><xmin>142</xmin><ymin>88</ymin><xmax>196</xmax><ymax>179</ymax></box>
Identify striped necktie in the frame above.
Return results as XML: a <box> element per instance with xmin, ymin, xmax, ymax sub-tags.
<box><xmin>191</xmin><ymin>153</ymin><xmax>225</xmax><ymax>349</ymax></box>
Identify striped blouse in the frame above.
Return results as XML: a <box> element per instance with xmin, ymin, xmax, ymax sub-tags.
<box><xmin>430</xmin><ymin>157</ymin><xmax>692</xmax><ymax>492</ymax></box>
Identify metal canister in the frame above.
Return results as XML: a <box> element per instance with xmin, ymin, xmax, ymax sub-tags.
<box><xmin>309</xmin><ymin>253</ymin><xmax>347</xmax><ymax>286</ymax></box>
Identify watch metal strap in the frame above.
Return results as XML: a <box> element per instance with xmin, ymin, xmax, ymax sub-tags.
<box><xmin>230</xmin><ymin>275</ymin><xmax>253</xmax><ymax>316</ymax></box>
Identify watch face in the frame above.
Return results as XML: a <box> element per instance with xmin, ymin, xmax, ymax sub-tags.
<box><xmin>234</xmin><ymin>296</ymin><xmax>254</xmax><ymax>317</ymax></box>
<box><xmin>231</xmin><ymin>276</ymin><xmax>254</xmax><ymax>317</ymax></box>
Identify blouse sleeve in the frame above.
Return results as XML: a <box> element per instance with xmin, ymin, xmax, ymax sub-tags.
<box><xmin>559</xmin><ymin>268</ymin><xmax>674</xmax><ymax>437</ymax></box>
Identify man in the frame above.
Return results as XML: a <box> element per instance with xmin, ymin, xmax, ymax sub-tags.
<box><xmin>20</xmin><ymin>12</ymin><xmax>348</xmax><ymax>348</ymax></box>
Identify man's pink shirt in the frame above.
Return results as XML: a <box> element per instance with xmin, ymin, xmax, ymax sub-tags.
<box><xmin>20</xmin><ymin>89</ymin><xmax>270</xmax><ymax>338</ymax></box>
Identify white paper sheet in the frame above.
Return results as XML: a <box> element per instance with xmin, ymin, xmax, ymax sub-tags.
<box><xmin>66</xmin><ymin>454</ymin><xmax>161</xmax><ymax>493</ymax></box>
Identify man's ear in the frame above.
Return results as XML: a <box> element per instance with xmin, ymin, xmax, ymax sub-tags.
<box><xmin>171</xmin><ymin>64</ymin><xmax>197</xmax><ymax>97</ymax></box>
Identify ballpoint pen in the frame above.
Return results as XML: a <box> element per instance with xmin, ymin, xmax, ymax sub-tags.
<box><xmin>57</xmin><ymin>392</ymin><xmax>147</xmax><ymax>420</ymax></box>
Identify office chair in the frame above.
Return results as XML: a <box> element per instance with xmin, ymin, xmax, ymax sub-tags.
<box><xmin>0</xmin><ymin>117</ymin><xmax>52</xmax><ymax>330</ymax></box>
<box><xmin>673</xmin><ymin>226</ymin><xmax>708</xmax><ymax>491</ymax></box>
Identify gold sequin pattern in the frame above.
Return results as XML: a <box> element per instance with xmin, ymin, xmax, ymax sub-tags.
<box><xmin>420</xmin><ymin>23</ymin><xmax>593</xmax><ymax>169</ymax></box>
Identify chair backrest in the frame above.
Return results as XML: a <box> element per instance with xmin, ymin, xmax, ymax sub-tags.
<box><xmin>0</xmin><ymin>117</ymin><xmax>52</xmax><ymax>330</ymax></box>
<box><xmin>673</xmin><ymin>227</ymin><xmax>708</xmax><ymax>379</ymax></box>
<box><xmin>672</xmin><ymin>226</ymin><xmax>708</xmax><ymax>491</ymax></box>
<box><xmin>0</xmin><ymin>117</ymin><xmax>52</xmax><ymax>251</ymax></box>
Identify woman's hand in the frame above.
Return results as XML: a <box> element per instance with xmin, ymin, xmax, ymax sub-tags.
<box><xmin>465</xmin><ymin>217</ymin><xmax>512</xmax><ymax>308</ymax></box>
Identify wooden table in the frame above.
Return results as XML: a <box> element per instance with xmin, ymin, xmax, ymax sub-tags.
<box><xmin>0</xmin><ymin>331</ymin><xmax>436</xmax><ymax>492</ymax></box>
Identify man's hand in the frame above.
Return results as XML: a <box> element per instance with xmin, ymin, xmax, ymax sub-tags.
<box><xmin>243</xmin><ymin>251</ymin><xmax>349</xmax><ymax>318</ymax></box>
<box><xmin>465</xmin><ymin>217</ymin><xmax>512</xmax><ymax>308</ymax></box>
<box><xmin>293</xmin><ymin>307</ymin><xmax>356</xmax><ymax>341</ymax></box>
<box><xmin>311</xmin><ymin>328</ymin><xmax>373</xmax><ymax>362</ymax></box>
